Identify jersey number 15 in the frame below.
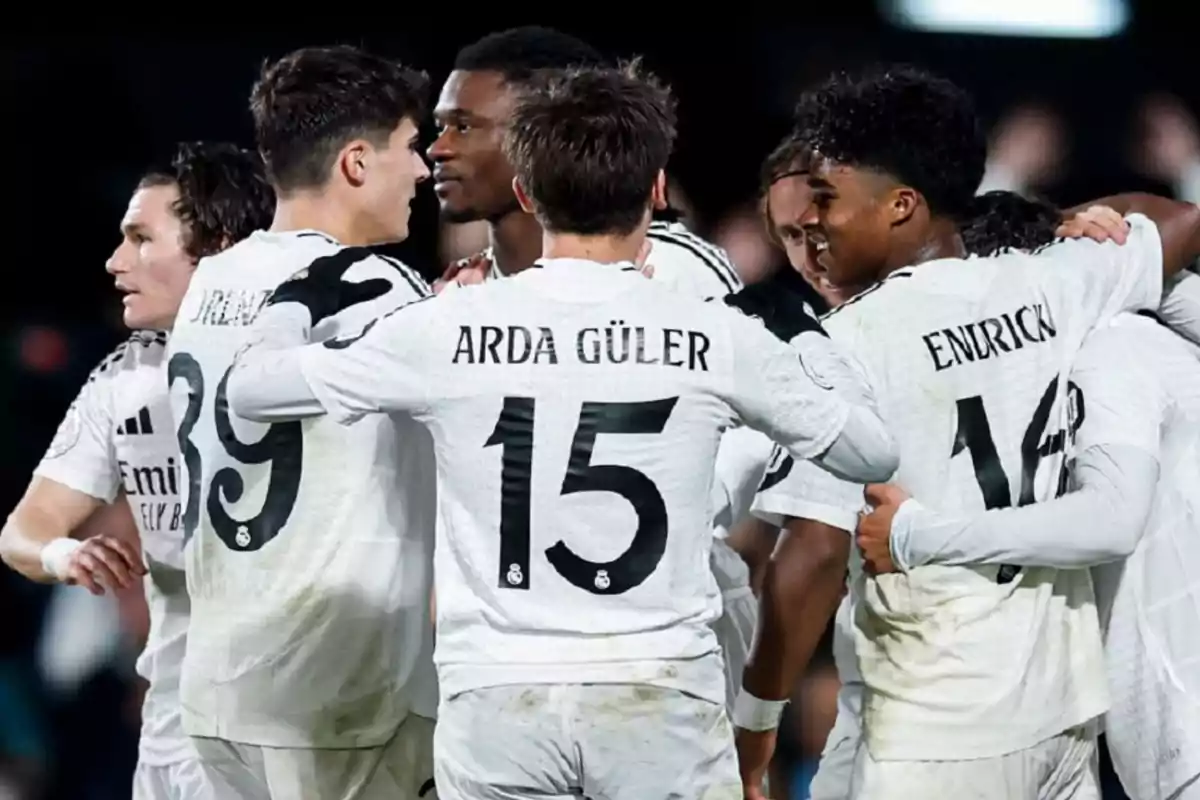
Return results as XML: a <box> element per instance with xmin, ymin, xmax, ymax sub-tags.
<box><xmin>487</xmin><ymin>396</ymin><xmax>678</xmax><ymax>596</ymax></box>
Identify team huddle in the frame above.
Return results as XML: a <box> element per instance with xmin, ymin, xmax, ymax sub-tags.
<box><xmin>2</xmin><ymin>24</ymin><xmax>1199</xmax><ymax>800</ymax></box>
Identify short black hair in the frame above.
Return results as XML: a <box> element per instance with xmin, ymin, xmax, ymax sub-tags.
<box><xmin>793</xmin><ymin>65</ymin><xmax>986</xmax><ymax>219</ymax></box>
<box><xmin>250</xmin><ymin>45</ymin><xmax>429</xmax><ymax>193</ymax></box>
<box><xmin>454</xmin><ymin>26</ymin><xmax>608</xmax><ymax>86</ymax></box>
<box><xmin>504</xmin><ymin>62</ymin><xmax>677</xmax><ymax>237</ymax></box>
<box><xmin>138</xmin><ymin>141</ymin><xmax>275</xmax><ymax>260</ymax></box>
<box><xmin>960</xmin><ymin>190</ymin><xmax>1062</xmax><ymax>257</ymax></box>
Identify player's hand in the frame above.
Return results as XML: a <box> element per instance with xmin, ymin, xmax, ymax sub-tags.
<box><xmin>1056</xmin><ymin>205</ymin><xmax>1128</xmax><ymax>245</ymax></box>
<box><xmin>433</xmin><ymin>252</ymin><xmax>491</xmax><ymax>293</ymax></box>
<box><xmin>857</xmin><ymin>483</ymin><xmax>910</xmax><ymax>575</ymax></box>
<box><xmin>734</xmin><ymin>727</ymin><xmax>776</xmax><ymax>800</ymax></box>
<box><xmin>62</xmin><ymin>536</ymin><xmax>146</xmax><ymax>596</ymax></box>
<box><xmin>269</xmin><ymin>249</ymin><xmax>392</xmax><ymax>324</ymax></box>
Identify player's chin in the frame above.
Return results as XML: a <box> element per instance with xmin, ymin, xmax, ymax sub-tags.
<box><xmin>435</xmin><ymin>195</ymin><xmax>483</xmax><ymax>225</ymax></box>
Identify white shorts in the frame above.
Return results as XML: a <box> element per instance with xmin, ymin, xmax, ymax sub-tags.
<box><xmin>434</xmin><ymin>683</ymin><xmax>739</xmax><ymax>800</ymax></box>
<box><xmin>847</xmin><ymin>724</ymin><xmax>1099</xmax><ymax>800</ymax></box>
<box><xmin>191</xmin><ymin>713</ymin><xmax>435</xmax><ymax>800</ymax></box>
<box><xmin>708</xmin><ymin>538</ymin><xmax>757</xmax><ymax>712</ymax></box>
<box><xmin>133</xmin><ymin>757</ymin><xmax>213</xmax><ymax>800</ymax></box>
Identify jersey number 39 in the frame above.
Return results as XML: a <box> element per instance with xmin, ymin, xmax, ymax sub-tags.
<box><xmin>487</xmin><ymin>396</ymin><xmax>678</xmax><ymax>596</ymax></box>
<box><xmin>168</xmin><ymin>353</ymin><xmax>302</xmax><ymax>552</ymax></box>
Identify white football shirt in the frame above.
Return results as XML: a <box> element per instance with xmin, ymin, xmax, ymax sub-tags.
<box><xmin>35</xmin><ymin>331</ymin><xmax>192</xmax><ymax>766</ymax></box>
<box><xmin>167</xmin><ymin>230</ymin><xmax>437</xmax><ymax>748</ymax></box>
<box><xmin>229</xmin><ymin>257</ymin><xmax>894</xmax><ymax>707</ymax></box>
<box><xmin>822</xmin><ymin>215</ymin><xmax>1164</xmax><ymax>760</ymax></box>
<box><xmin>1073</xmin><ymin>315</ymin><xmax>1200</xmax><ymax>800</ymax></box>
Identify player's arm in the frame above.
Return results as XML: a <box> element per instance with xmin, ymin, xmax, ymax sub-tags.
<box><xmin>1065</xmin><ymin>193</ymin><xmax>1200</xmax><ymax>277</ymax></box>
<box><xmin>0</xmin><ymin>358</ymin><xmax>144</xmax><ymax>592</ymax></box>
<box><xmin>871</xmin><ymin>327</ymin><xmax>1161</xmax><ymax>573</ymax></box>
<box><xmin>1158</xmin><ymin>266</ymin><xmax>1200</xmax><ymax>348</ymax></box>
<box><xmin>229</xmin><ymin>296</ymin><xmax>436</xmax><ymax>424</ymax></box>
<box><xmin>733</xmin><ymin>459</ymin><xmax>860</xmax><ymax>796</ymax></box>
<box><xmin>722</xmin><ymin>310</ymin><xmax>897</xmax><ymax>484</ymax></box>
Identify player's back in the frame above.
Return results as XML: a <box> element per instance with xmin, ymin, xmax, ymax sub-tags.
<box><xmin>1076</xmin><ymin>315</ymin><xmax>1200</xmax><ymax>799</ymax></box>
<box><xmin>167</xmin><ymin>230</ymin><xmax>437</xmax><ymax>748</ymax></box>
<box><xmin>405</xmin><ymin>258</ymin><xmax>776</xmax><ymax>706</ymax></box>
<box><xmin>823</xmin><ymin>215</ymin><xmax>1164</xmax><ymax>760</ymax></box>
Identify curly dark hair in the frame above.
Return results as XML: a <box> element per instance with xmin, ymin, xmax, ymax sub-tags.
<box><xmin>793</xmin><ymin>65</ymin><xmax>986</xmax><ymax>219</ymax></box>
<box><xmin>250</xmin><ymin>45</ymin><xmax>429</xmax><ymax>193</ymax></box>
<box><xmin>960</xmin><ymin>191</ymin><xmax>1063</xmax><ymax>257</ymax></box>
<box><xmin>504</xmin><ymin>62</ymin><xmax>677</xmax><ymax>236</ymax></box>
<box><xmin>138</xmin><ymin>141</ymin><xmax>275</xmax><ymax>261</ymax></box>
<box><xmin>454</xmin><ymin>26</ymin><xmax>608</xmax><ymax>86</ymax></box>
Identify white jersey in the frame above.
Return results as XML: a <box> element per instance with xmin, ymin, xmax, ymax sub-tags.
<box><xmin>35</xmin><ymin>331</ymin><xmax>192</xmax><ymax>766</ymax></box>
<box><xmin>480</xmin><ymin>221</ymin><xmax>743</xmax><ymax>301</ymax></box>
<box><xmin>822</xmin><ymin>215</ymin><xmax>1164</xmax><ymax>760</ymax></box>
<box><xmin>168</xmin><ymin>230</ymin><xmax>437</xmax><ymax>748</ymax></box>
<box><xmin>287</xmin><ymin>258</ymin><xmax>863</xmax><ymax>707</ymax></box>
<box><xmin>1073</xmin><ymin>314</ymin><xmax>1200</xmax><ymax>800</ymax></box>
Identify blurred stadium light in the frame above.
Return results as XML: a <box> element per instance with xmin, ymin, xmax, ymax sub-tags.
<box><xmin>881</xmin><ymin>0</ymin><xmax>1130</xmax><ymax>38</ymax></box>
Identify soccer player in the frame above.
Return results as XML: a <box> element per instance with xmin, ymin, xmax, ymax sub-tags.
<box><xmin>857</xmin><ymin>200</ymin><xmax>1200</xmax><ymax>800</ymax></box>
<box><xmin>165</xmin><ymin>46</ymin><xmax>438</xmax><ymax>800</ymax></box>
<box><xmin>428</xmin><ymin>25</ymin><xmax>761</xmax><ymax>711</ymax></box>
<box><xmin>429</xmin><ymin>26</ymin><xmax>741</xmax><ymax>297</ymax></box>
<box><xmin>760</xmin><ymin>65</ymin><xmax>1200</xmax><ymax>799</ymax></box>
<box><xmin>0</xmin><ymin>141</ymin><xmax>274</xmax><ymax>800</ymax></box>
<box><xmin>225</xmin><ymin>62</ymin><xmax>897</xmax><ymax>799</ymax></box>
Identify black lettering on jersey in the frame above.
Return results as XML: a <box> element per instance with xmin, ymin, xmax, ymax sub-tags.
<box><xmin>757</xmin><ymin>445</ymin><xmax>794</xmax><ymax>493</ymax></box>
<box><xmin>487</xmin><ymin>396</ymin><xmax>678</xmax><ymax>595</ymax></box>
<box><xmin>119</xmin><ymin>456</ymin><xmax>179</xmax><ymax>497</ymax></box>
<box><xmin>576</xmin><ymin>323</ymin><xmax>710</xmax><ymax>371</ymax></box>
<box><xmin>187</xmin><ymin>288</ymin><xmax>274</xmax><ymax>327</ymax></box>
<box><xmin>922</xmin><ymin>303</ymin><xmax>1057</xmax><ymax>372</ymax></box>
<box><xmin>452</xmin><ymin>325</ymin><xmax>558</xmax><ymax>365</ymax></box>
<box><xmin>138</xmin><ymin>500</ymin><xmax>179</xmax><ymax>533</ymax></box>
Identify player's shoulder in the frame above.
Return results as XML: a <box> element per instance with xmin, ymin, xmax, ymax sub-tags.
<box><xmin>722</xmin><ymin>281</ymin><xmax>827</xmax><ymax>344</ymax></box>
<box><xmin>646</xmin><ymin>220</ymin><xmax>742</xmax><ymax>297</ymax></box>
<box><xmin>820</xmin><ymin>267</ymin><xmax>920</xmax><ymax>331</ymax></box>
<box><xmin>86</xmin><ymin>330</ymin><xmax>169</xmax><ymax>385</ymax></box>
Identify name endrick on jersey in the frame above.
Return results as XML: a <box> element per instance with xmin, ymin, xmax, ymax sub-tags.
<box><xmin>452</xmin><ymin>323</ymin><xmax>711</xmax><ymax>372</ymax></box>
<box><xmin>922</xmin><ymin>302</ymin><xmax>1057</xmax><ymax>373</ymax></box>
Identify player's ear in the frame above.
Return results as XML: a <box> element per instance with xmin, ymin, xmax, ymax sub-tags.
<box><xmin>338</xmin><ymin>140</ymin><xmax>371</xmax><ymax>188</ymax></box>
<box><xmin>651</xmin><ymin>170</ymin><xmax>668</xmax><ymax>210</ymax></box>
<box><xmin>512</xmin><ymin>178</ymin><xmax>535</xmax><ymax>214</ymax></box>
<box><xmin>887</xmin><ymin>186</ymin><xmax>918</xmax><ymax>226</ymax></box>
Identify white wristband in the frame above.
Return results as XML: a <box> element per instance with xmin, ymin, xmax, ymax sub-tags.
<box><xmin>40</xmin><ymin>538</ymin><xmax>82</xmax><ymax>581</ymax></box>
<box><xmin>732</xmin><ymin>689</ymin><xmax>788</xmax><ymax>731</ymax></box>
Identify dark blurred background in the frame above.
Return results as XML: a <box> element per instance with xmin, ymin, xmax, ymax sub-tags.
<box><xmin>0</xmin><ymin>7</ymin><xmax>1190</xmax><ymax>797</ymax></box>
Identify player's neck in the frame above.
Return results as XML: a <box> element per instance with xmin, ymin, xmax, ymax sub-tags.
<box><xmin>488</xmin><ymin>210</ymin><xmax>544</xmax><ymax>277</ymax></box>
<box><xmin>270</xmin><ymin>195</ymin><xmax>371</xmax><ymax>247</ymax></box>
<box><xmin>541</xmin><ymin>232</ymin><xmax>641</xmax><ymax>265</ymax></box>
<box><xmin>885</xmin><ymin>217</ymin><xmax>965</xmax><ymax>277</ymax></box>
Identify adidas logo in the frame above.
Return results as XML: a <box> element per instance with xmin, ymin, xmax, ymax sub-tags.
<box><xmin>116</xmin><ymin>406</ymin><xmax>154</xmax><ymax>436</ymax></box>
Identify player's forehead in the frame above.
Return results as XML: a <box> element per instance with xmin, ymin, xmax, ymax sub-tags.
<box><xmin>121</xmin><ymin>183</ymin><xmax>180</xmax><ymax>234</ymax></box>
<box><xmin>768</xmin><ymin>175</ymin><xmax>813</xmax><ymax>226</ymax></box>
<box><xmin>434</xmin><ymin>69</ymin><xmax>516</xmax><ymax>123</ymax></box>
